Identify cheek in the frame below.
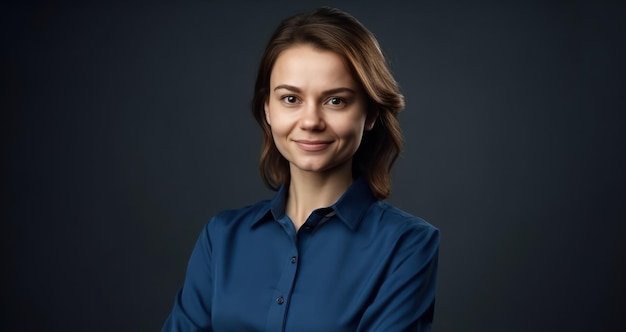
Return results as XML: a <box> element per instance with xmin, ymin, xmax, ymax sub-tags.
<box><xmin>335</xmin><ymin>123</ymin><xmax>366</xmax><ymax>147</ymax></box>
<box><xmin>268</xmin><ymin>115</ymin><xmax>291</xmax><ymax>138</ymax></box>
<box><xmin>266</xmin><ymin>104</ymin><xmax>286</xmax><ymax>135</ymax></box>
<box><xmin>336</xmin><ymin>114</ymin><xmax>367</xmax><ymax>141</ymax></box>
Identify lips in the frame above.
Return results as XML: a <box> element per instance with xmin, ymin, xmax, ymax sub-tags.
<box><xmin>293</xmin><ymin>140</ymin><xmax>333</xmax><ymax>151</ymax></box>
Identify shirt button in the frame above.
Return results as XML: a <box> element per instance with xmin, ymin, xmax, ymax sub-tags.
<box><xmin>291</xmin><ymin>256</ymin><xmax>297</xmax><ymax>263</ymax></box>
<box><xmin>276</xmin><ymin>296</ymin><xmax>284</xmax><ymax>305</ymax></box>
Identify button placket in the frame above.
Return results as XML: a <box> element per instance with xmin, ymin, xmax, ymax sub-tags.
<box><xmin>265</xmin><ymin>219</ymin><xmax>300</xmax><ymax>332</ymax></box>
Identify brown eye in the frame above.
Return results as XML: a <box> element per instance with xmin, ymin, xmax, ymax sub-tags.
<box><xmin>283</xmin><ymin>95</ymin><xmax>298</xmax><ymax>104</ymax></box>
<box><xmin>328</xmin><ymin>97</ymin><xmax>343</xmax><ymax>106</ymax></box>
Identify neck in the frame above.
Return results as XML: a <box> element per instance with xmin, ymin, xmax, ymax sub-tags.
<box><xmin>286</xmin><ymin>163</ymin><xmax>353</xmax><ymax>231</ymax></box>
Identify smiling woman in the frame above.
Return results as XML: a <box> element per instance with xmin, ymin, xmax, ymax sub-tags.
<box><xmin>162</xmin><ymin>7</ymin><xmax>439</xmax><ymax>332</ymax></box>
<box><xmin>264</xmin><ymin>45</ymin><xmax>374</xmax><ymax>222</ymax></box>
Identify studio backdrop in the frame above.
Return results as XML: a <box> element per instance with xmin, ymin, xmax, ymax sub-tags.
<box><xmin>2</xmin><ymin>1</ymin><xmax>624</xmax><ymax>331</ymax></box>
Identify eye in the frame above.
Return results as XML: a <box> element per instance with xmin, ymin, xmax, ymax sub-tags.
<box><xmin>281</xmin><ymin>95</ymin><xmax>299</xmax><ymax>104</ymax></box>
<box><xmin>327</xmin><ymin>97</ymin><xmax>344</xmax><ymax>106</ymax></box>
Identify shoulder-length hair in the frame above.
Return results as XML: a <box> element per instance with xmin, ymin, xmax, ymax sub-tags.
<box><xmin>251</xmin><ymin>7</ymin><xmax>405</xmax><ymax>200</ymax></box>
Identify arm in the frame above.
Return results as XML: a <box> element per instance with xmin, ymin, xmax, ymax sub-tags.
<box><xmin>357</xmin><ymin>223</ymin><xmax>440</xmax><ymax>332</ymax></box>
<box><xmin>162</xmin><ymin>221</ymin><xmax>214</xmax><ymax>332</ymax></box>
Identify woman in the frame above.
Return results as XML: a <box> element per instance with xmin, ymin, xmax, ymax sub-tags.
<box><xmin>163</xmin><ymin>7</ymin><xmax>439</xmax><ymax>332</ymax></box>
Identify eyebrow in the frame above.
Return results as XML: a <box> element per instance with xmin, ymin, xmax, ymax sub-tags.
<box><xmin>273</xmin><ymin>84</ymin><xmax>356</xmax><ymax>95</ymax></box>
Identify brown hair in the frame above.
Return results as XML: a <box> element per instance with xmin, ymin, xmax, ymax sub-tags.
<box><xmin>251</xmin><ymin>7</ymin><xmax>405</xmax><ymax>200</ymax></box>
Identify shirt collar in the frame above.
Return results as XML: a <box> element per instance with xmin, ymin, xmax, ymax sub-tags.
<box><xmin>332</xmin><ymin>177</ymin><xmax>377</xmax><ymax>230</ymax></box>
<box><xmin>251</xmin><ymin>177</ymin><xmax>377</xmax><ymax>231</ymax></box>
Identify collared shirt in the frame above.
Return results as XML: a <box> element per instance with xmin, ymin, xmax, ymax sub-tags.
<box><xmin>162</xmin><ymin>178</ymin><xmax>439</xmax><ymax>332</ymax></box>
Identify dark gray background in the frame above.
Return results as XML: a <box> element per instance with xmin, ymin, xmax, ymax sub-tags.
<box><xmin>2</xmin><ymin>1</ymin><xmax>625</xmax><ymax>331</ymax></box>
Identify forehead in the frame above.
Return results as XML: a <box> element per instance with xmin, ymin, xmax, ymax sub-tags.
<box><xmin>270</xmin><ymin>45</ymin><xmax>358</xmax><ymax>90</ymax></box>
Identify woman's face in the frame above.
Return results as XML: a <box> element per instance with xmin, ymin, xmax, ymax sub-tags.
<box><xmin>264</xmin><ymin>44</ymin><xmax>375</xmax><ymax>176</ymax></box>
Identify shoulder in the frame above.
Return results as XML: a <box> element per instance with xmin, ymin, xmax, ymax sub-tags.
<box><xmin>215</xmin><ymin>199</ymin><xmax>271</xmax><ymax>222</ymax></box>
<box><xmin>373</xmin><ymin>201</ymin><xmax>438</xmax><ymax>231</ymax></box>
<box><xmin>367</xmin><ymin>201</ymin><xmax>440</xmax><ymax>244</ymax></box>
<box><xmin>205</xmin><ymin>199</ymin><xmax>272</xmax><ymax>231</ymax></box>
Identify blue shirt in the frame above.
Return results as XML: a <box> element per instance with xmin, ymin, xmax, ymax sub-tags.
<box><xmin>162</xmin><ymin>178</ymin><xmax>439</xmax><ymax>332</ymax></box>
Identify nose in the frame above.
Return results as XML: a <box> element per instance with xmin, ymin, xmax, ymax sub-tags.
<box><xmin>299</xmin><ymin>103</ymin><xmax>325</xmax><ymax>131</ymax></box>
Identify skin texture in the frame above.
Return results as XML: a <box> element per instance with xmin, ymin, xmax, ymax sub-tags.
<box><xmin>264</xmin><ymin>44</ymin><xmax>377</xmax><ymax>229</ymax></box>
<box><xmin>265</xmin><ymin>45</ymin><xmax>375</xmax><ymax>177</ymax></box>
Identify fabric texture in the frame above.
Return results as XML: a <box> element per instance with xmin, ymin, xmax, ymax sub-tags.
<box><xmin>162</xmin><ymin>178</ymin><xmax>439</xmax><ymax>332</ymax></box>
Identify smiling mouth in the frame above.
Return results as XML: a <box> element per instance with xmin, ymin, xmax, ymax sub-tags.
<box><xmin>293</xmin><ymin>140</ymin><xmax>333</xmax><ymax>151</ymax></box>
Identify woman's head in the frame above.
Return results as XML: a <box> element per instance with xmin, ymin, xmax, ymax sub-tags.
<box><xmin>252</xmin><ymin>7</ymin><xmax>405</xmax><ymax>200</ymax></box>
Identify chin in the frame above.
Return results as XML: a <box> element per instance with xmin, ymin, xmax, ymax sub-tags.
<box><xmin>294</xmin><ymin>164</ymin><xmax>328</xmax><ymax>173</ymax></box>
<box><xmin>287</xmin><ymin>154</ymin><xmax>353</xmax><ymax>175</ymax></box>
<box><xmin>291</xmin><ymin>160</ymin><xmax>350</xmax><ymax>175</ymax></box>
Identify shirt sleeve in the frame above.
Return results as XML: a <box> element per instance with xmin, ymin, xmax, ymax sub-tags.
<box><xmin>357</xmin><ymin>223</ymin><xmax>440</xmax><ymax>332</ymax></box>
<box><xmin>162</xmin><ymin>220</ymin><xmax>214</xmax><ymax>332</ymax></box>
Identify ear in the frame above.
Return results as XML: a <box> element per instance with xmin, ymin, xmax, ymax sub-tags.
<box><xmin>365</xmin><ymin>111</ymin><xmax>378</xmax><ymax>131</ymax></box>
<box><xmin>264</xmin><ymin>100</ymin><xmax>271</xmax><ymax>126</ymax></box>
